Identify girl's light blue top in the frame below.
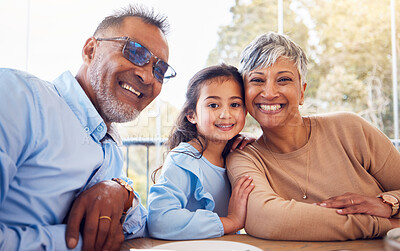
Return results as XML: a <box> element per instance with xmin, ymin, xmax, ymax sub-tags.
<box><xmin>147</xmin><ymin>142</ymin><xmax>230</xmax><ymax>240</ymax></box>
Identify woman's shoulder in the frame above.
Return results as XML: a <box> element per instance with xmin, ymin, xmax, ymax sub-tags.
<box><xmin>227</xmin><ymin>137</ymin><xmax>267</xmax><ymax>161</ymax></box>
<box><xmin>312</xmin><ymin>112</ymin><xmax>382</xmax><ymax>140</ymax></box>
<box><xmin>313</xmin><ymin>111</ymin><xmax>367</xmax><ymax>128</ymax></box>
<box><xmin>315</xmin><ymin>111</ymin><xmax>362</xmax><ymax>121</ymax></box>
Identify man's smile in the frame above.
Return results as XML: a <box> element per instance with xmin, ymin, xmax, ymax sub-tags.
<box><xmin>119</xmin><ymin>81</ymin><xmax>142</xmax><ymax>98</ymax></box>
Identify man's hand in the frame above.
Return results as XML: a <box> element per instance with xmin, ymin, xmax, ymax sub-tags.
<box><xmin>316</xmin><ymin>192</ymin><xmax>392</xmax><ymax>218</ymax></box>
<box><xmin>65</xmin><ymin>180</ymin><xmax>128</xmax><ymax>251</ymax></box>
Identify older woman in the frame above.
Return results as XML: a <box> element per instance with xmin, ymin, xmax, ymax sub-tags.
<box><xmin>227</xmin><ymin>32</ymin><xmax>400</xmax><ymax>241</ymax></box>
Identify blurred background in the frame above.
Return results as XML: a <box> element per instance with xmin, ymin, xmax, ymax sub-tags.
<box><xmin>1</xmin><ymin>0</ymin><xmax>399</xmax><ymax>205</ymax></box>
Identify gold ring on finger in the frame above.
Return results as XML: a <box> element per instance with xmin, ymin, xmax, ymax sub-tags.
<box><xmin>99</xmin><ymin>216</ymin><xmax>112</xmax><ymax>221</ymax></box>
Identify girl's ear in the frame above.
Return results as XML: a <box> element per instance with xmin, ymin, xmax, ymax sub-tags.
<box><xmin>186</xmin><ymin>110</ymin><xmax>196</xmax><ymax>124</ymax></box>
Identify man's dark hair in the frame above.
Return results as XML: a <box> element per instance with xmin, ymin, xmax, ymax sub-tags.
<box><xmin>93</xmin><ymin>4</ymin><xmax>170</xmax><ymax>36</ymax></box>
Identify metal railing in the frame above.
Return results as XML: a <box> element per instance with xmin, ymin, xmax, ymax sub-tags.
<box><xmin>122</xmin><ymin>138</ymin><xmax>167</xmax><ymax>199</ymax></box>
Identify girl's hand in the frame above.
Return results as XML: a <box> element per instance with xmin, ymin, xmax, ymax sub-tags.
<box><xmin>221</xmin><ymin>175</ymin><xmax>254</xmax><ymax>234</ymax></box>
<box><xmin>230</xmin><ymin>133</ymin><xmax>256</xmax><ymax>152</ymax></box>
<box><xmin>316</xmin><ymin>192</ymin><xmax>392</xmax><ymax>218</ymax></box>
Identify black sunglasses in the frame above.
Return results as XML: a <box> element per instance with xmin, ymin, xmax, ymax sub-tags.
<box><xmin>95</xmin><ymin>36</ymin><xmax>176</xmax><ymax>84</ymax></box>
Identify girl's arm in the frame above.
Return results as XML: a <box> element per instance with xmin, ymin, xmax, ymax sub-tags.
<box><xmin>147</xmin><ymin>164</ymin><xmax>224</xmax><ymax>240</ymax></box>
<box><xmin>147</xmin><ymin>156</ymin><xmax>254</xmax><ymax>240</ymax></box>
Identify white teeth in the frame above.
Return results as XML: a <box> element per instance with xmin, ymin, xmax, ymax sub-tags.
<box><xmin>121</xmin><ymin>83</ymin><xmax>141</xmax><ymax>96</ymax></box>
<box><xmin>259</xmin><ymin>104</ymin><xmax>281</xmax><ymax>111</ymax></box>
<box><xmin>216</xmin><ymin>124</ymin><xmax>233</xmax><ymax>128</ymax></box>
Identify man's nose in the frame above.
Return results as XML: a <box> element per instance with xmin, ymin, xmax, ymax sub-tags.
<box><xmin>135</xmin><ymin>61</ymin><xmax>157</xmax><ymax>85</ymax></box>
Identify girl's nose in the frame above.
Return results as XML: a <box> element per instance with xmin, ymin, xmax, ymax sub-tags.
<box><xmin>219</xmin><ymin>108</ymin><xmax>232</xmax><ymax>119</ymax></box>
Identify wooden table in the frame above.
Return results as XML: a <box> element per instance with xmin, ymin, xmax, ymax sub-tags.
<box><xmin>121</xmin><ymin>234</ymin><xmax>385</xmax><ymax>250</ymax></box>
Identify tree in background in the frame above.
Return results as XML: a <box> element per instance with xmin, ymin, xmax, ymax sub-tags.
<box><xmin>207</xmin><ymin>0</ymin><xmax>309</xmax><ymax>67</ymax></box>
<box><xmin>302</xmin><ymin>0</ymin><xmax>396</xmax><ymax>136</ymax></box>
<box><xmin>207</xmin><ymin>0</ymin><xmax>399</xmax><ymax>137</ymax></box>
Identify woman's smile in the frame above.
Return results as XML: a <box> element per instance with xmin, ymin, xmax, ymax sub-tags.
<box><xmin>257</xmin><ymin>103</ymin><xmax>284</xmax><ymax>113</ymax></box>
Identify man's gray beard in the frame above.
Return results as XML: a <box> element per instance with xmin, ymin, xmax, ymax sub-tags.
<box><xmin>90</xmin><ymin>68</ymin><xmax>140</xmax><ymax>123</ymax></box>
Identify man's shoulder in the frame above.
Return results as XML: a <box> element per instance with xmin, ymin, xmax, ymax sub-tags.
<box><xmin>0</xmin><ymin>68</ymin><xmax>55</xmax><ymax>95</ymax></box>
<box><xmin>0</xmin><ymin>68</ymin><xmax>44</xmax><ymax>83</ymax></box>
<box><xmin>0</xmin><ymin>68</ymin><xmax>30</xmax><ymax>77</ymax></box>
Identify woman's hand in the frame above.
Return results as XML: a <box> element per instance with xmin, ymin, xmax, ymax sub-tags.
<box><xmin>316</xmin><ymin>192</ymin><xmax>392</xmax><ymax>218</ymax></box>
<box><xmin>230</xmin><ymin>133</ymin><xmax>256</xmax><ymax>152</ymax></box>
<box><xmin>221</xmin><ymin>175</ymin><xmax>254</xmax><ymax>234</ymax></box>
<box><xmin>389</xmin><ymin>218</ymin><xmax>400</xmax><ymax>228</ymax></box>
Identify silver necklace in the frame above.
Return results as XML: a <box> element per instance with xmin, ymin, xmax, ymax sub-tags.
<box><xmin>265</xmin><ymin>118</ymin><xmax>310</xmax><ymax>200</ymax></box>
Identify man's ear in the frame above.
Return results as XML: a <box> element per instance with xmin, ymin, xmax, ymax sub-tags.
<box><xmin>82</xmin><ymin>37</ymin><xmax>97</xmax><ymax>65</ymax></box>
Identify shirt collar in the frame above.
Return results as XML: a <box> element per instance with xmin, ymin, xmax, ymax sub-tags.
<box><xmin>106</xmin><ymin>123</ymin><xmax>123</xmax><ymax>146</ymax></box>
<box><xmin>52</xmin><ymin>71</ymin><xmax>113</xmax><ymax>143</ymax></box>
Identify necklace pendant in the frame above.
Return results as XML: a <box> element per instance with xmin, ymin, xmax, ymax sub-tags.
<box><xmin>303</xmin><ymin>194</ymin><xmax>307</xmax><ymax>199</ymax></box>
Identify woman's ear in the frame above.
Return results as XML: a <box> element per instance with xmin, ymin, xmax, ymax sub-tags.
<box><xmin>299</xmin><ymin>82</ymin><xmax>307</xmax><ymax>105</ymax></box>
<box><xmin>82</xmin><ymin>37</ymin><xmax>97</xmax><ymax>65</ymax></box>
<box><xmin>186</xmin><ymin>110</ymin><xmax>197</xmax><ymax>124</ymax></box>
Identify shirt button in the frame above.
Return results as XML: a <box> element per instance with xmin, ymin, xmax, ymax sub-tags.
<box><xmin>84</xmin><ymin>127</ymin><xmax>90</xmax><ymax>132</ymax></box>
<box><xmin>97</xmin><ymin>126</ymin><xmax>104</xmax><ymax>132</ymax></box>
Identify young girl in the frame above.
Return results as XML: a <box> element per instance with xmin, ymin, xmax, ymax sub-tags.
<box><xmin>147</xmin><ymin>64</ymin><xmax>254</xmax><ymax>240</ymax></box>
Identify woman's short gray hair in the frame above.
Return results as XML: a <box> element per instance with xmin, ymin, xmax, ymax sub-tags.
<box><xmin>239</xmin><ymin>32</ymin><xmax>308</xmax><ymax>85</ymax></box>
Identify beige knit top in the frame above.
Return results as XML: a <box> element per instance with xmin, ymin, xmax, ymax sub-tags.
<box><xmin>227</xmin><ymin>112</ymin><xmax>400</xmax><ymax>241</ymax></box>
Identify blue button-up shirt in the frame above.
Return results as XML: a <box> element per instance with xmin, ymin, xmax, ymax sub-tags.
<box><xmin>0</xmin><ymin>69</ymin><xmax>147</xmax><ymax>251</ymax></box>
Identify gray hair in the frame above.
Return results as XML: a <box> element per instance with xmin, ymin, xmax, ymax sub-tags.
<box><xmin>239</xmin><ymin>32</ymin><xmax>308</xmax><ymax>85</ymax></box>
<box><xmin>93</xmin><ymin>4</ymin><xmax>170</xmax><ymax>36</ymax></box>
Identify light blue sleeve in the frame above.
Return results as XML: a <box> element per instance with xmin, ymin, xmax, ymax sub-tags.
<box><xmin>0</xmin><ymin>69</ymin><xmax>82</xmax><ymax>251</ymax></box>
<box><xmin>147</xmin><ymin>159</ymin><xmax>224</xmax><ymax>240</ymax></box>
<box><xmin>122</xmin><ymin>191</ymin><xmax>148</xmax><ymax>239</ymax></box>
<box><xmin>0</xmin><ymin>223</ymin><xmax>82</xmax><ymax>251</ymax></box>
<box><xmin>116</xmin><ymin>170</ymin><xmax>148</xmax><ymax>239</ymax></box>
<box><xmin>0</xmin><ymin>70</ymin><xmax>37</xmax><ymax>205</ymax></box>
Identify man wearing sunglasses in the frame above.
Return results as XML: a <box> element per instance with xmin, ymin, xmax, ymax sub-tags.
<box><xmin>0</xmin><ymin>4</ymin><xmax>175</xmax><ymax>251</ymax></box>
